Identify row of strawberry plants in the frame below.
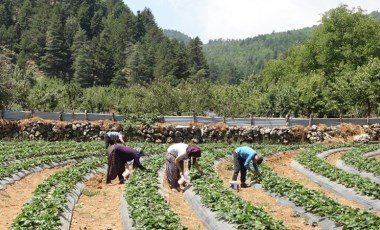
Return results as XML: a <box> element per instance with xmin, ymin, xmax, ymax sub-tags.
<box><xmin>11</xmin><ymin>157</ymin><xmax>106</xmax><ymax>229</ymax></box>
<box><xmin>0</xmin><ymin>141</ymin><xmax>103</xmax><ymax>162</ymax></box>
<box><xmin>0</xmin><ymin>147</ymin><xmax>103</xmax><ymax>179</ymax></box>
<box><xmin>296</xmin><ymin>144</ymin><xmax>380</xmax><ymax>199</ymax></box>
<box><xmin>190</xmin><ymin>144</ymin><xmax>302</xmax><ymax>230</ymax></box>
<box><xmin>256</xmin><ymin>145</ymin><xmax>380</xmax><ymax>229</ymax></box>
<box><xmin>124</xmin><ymin>145</ymin><xmax>184</xmax><ymax>230</ymax></box>
<box><xmin>0</xmin><ymin>140</ymin><xmax>53</xmax><ymax>160</ymax></box>
<box><xmin>0</xmin><ymin>140</ymin><xmax>50</xmax><ymax>151</ymax></box>
<box><xmin>341</xmin><ymin>144</ymin><xmax>380</xmax><ymax>177</ymax></box>
<box><xmin>0</xmin><ymin>140</ymin><xmax>161</xmax><ymax>179</ymax></box>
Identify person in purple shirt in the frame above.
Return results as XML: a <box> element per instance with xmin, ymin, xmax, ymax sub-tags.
<box><xmin>106</xmin><ymin>144</ymin><xmax>145</xmax><ymax>184</ymax></box>
<box><xmin>231</xmin><ymin>146</ymin><xmax>263</xmax><ymax>188</ymax></box>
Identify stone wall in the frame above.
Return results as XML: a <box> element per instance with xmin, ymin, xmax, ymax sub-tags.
<box><xmin>1</xmin><ymin>118</ymin><xmax>380</xmax><ymax>144</ymax></box>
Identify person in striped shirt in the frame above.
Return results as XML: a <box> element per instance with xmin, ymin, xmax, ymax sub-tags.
<box><xmin>104</xmin><ymin>131</ymin><xmax>125</xmax><ymax>149</ymax></box>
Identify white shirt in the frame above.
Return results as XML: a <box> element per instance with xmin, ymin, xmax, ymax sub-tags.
<box><xmin>107</xmin><ymin>131</ymin><xmax>122</xmax><ymax>141</ymax></box>
<box><xmin>167</xmin><ymin>143</ymin><xmax>189</xmax><ymax>161</ymax></box>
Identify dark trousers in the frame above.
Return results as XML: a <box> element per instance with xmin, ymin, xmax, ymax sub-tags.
<box><xmin>232</xmin><ymin>151</ymin><xmax>247</xmax><ymax>184</ymax></box>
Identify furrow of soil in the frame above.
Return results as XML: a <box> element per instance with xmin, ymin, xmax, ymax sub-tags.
<box><xmin>0</xmin><ymin>165</ymin><xmax>70</xmax><ymax>229</ymax></box>
<box><xmin>266</xmin><ymin>151</ymin><xmax>378</xmax><ymax>215</ymax></box>
<box><xmin>324</xmin><ymin>151</ymin><xmax>344</xmax><ymax>165</ymax></box>
<box><xmin>162</xmin><ymin>173</ymin><xmax>207</xmax><ymax>230</ymax></box>
<box><xmin>374</xmin><ymin>155</ymin><xmax>380</xmax><ymax>161</ymax></box>
<box><xmin>70</xmin><ymin>173</ymin><xmax>124</xmax><ymax>230</ymax></box>
<box><xmin>216</xmin><ymin>160</ymin><xmax>317</xmax><ymax>230</ymax></box>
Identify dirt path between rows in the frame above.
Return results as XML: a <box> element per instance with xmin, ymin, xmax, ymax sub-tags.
<box><xmin>71</xmin><ymin>170</ymin><xmax>206</xmax><ymax>230</ymax></box>
<box><xmin>162</xmin><ymin>173</ymin><xmax>206</xmax><ymax>230</ymax></box>
<box><xmin>216</xmin><ymin>160</ymin><xmax>317</xmax><ymax>230</ymax></box>
<box><xmin>0</xmin><ymin>165</ymin><xmax>70</xmax><ymax>229</ymax></box>
<box><xmin>374</xmin><ymin>155</ymin><xmax>380</xmax><ymax>161</ymax></box>
<box><xmin>266</xmin><ymin>151</ymin><xmax>380</xmax><ymax>216</ymax></box>
<box><xmin>325</xmin><ymin>151</ymin><xmax>344</xmax><ymax>165</ymax></box>
<box><xmin>70</xmin><ymin>173</ymin><xmax>124</xmax><ymax>230</ymax></box>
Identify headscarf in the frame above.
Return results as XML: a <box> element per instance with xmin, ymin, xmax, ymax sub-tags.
<box><xmin>186</xmin><ymin>145</ymin><xmax>201</xmax><ymax>158</ymax></box>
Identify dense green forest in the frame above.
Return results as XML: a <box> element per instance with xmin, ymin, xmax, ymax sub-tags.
<box><xmin>1</xmin><ymin>1</ymin><xmax>380</xmax><ymax>119</ymax></box>
<box><xmin>163</xmin><ymin>29</ymin><xmax>192</xmax><ymax>44</ymax></box>
<box><xmin>203</xmin><ymin>28</ymin><xmax>312</xmax><ymax>84</ymax></box>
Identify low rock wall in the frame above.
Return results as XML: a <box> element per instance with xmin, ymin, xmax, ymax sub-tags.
<box><xmin>1</xmin><ymin>118</ymin><xmax>380</xmax><ymax>144</ymax></box>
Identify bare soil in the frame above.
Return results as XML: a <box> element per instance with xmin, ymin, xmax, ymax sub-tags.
<box><xmin>162</xmin><ymin>173</ymin><xmax>206</xmax><ymax>230</ymax></box>
<box><xmin>70</xmin><ymin>173</ymin><xmax>124</xmax><ymax>230</ymax></box>
<box><xmin>374</xmin><ymin>155</ymin><xmax>380</xmax><ymax>161</ymax></box>
<box><xmin>71</xmin><ymin>170</ymin><xmax>206</xmax><ymax>230</ymax></box>
<box><xmin>216</xmin><ymin>160</ymin><xmax>318</xmax><ymax>230</ymax></box>
<box><xmin>0</xmin><ymin>166</ymin><xmax>69</xmax><ymax>229</ymax></box>
<box><xmin>325</xmin><ymin>151</ymin><xmax>344</xmax><ymax>165</ymax></box>
<box><xmin>265</xmin><ymin>151</ymin><xmax>380</xmax><ymax>216</ymax></box>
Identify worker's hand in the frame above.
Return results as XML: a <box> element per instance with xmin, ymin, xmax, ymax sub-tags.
<box><xmin>254</xmin><ymin>172</ymin><xmax>261</xmax><ymax>177</ymax></box>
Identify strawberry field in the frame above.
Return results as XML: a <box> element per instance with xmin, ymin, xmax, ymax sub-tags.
<box><xmin>1</xmin><ymin>140</ymin><xmax>380</xmax><ymax>230</ymax></box>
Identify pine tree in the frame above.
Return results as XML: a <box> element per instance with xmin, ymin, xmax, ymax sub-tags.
<box><xmin>92</xmin><ymin>25</ymin><xmax>115</xmax><ymax>86</ymax></box>
<box><xmin>16</xmin><ymin>0</ymin><xmax>34</xmax><ymax>32</ymax></box>
<box><xmin>40</xmin><ymin>6</ymin><xmax>69</xmax><ymax>79</ymax></box>
<box><xmin>72</xmin><ymin>28</ymin><xmax>93</xmax><ymax>87</ymax></box>
<box><xmin>0</xmin><ymin>2</ymin><xmax>13</xmax><ymax>27</ymax></box>
<box><xmin>188</xmin><ymin>37</ymin><xmax>209</xmax><ymax>77</ymax></box>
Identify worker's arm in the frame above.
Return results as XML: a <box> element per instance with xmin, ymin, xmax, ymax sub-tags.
<box><xmin>175</xmin><ymin>152</ymin><xmax>189</xmax><ymax>175</ymax></box>
<box><xmin>175</xmin><ymin>156</ymin><xmax>184</xmax><ymax>175</ymax></box>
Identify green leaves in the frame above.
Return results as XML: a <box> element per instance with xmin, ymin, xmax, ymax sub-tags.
<box><xmin>11</xmin><ymin>157</ymin><xmax>105</xmax><ymax>229</ymax></box>
<box><xmin>296</xmin><ymin>145</ymin><xmax>380</xmax><ymax>199</ymax></box>
<box><xmin>342</xmin><ymin>146</ymin><xmax>380</xmax><ymax>177</ymax></box>
<box><xmin>124</xmin><ymin>155</ymin><xmax>184</xmax><ymax>229</ymax></box>
<box><xmin>3</xmin><ymin>141</ymin><xmax>380</xmax><ymax>229</ymax></box>
<box><xmin>191</xmin><ymin>144</ymin><xmax>290</xmax><ymax>230</ymax></box>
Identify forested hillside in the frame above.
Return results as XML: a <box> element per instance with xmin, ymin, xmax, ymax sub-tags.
<box><xmin>370</xmin><ymin>10</ymin><xmax>380</xmax><ymax>21</ymax></box>
<box><xmin>203</xmin><ymin>28</ymin><xmax>312</xmax><ymax>84</ymax></box>
<box><xmin>163</xmin><ymin>29</ymin><xmax>192</xmax><ymax>44</ymax></box>
<box><xmin>202</xmin><ymin>10</ymin><xmax>380</xmax><ymax>85</ymax></box>
<box><xmin>1</xmin><ymin>2</ymin><xmax>380</xmax><ymax>120</ymax></box>
<box><xmin>0</xmin><ymin>0</ymin><xmax>208</xmax><ymax>87</ymax></box>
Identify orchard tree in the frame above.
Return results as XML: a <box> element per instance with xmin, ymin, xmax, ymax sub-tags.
<box><xmin>118</xmin><ymin>85</ymin><xmax>150</xmax><ymax>114</ymax></box>
<box><xmin>349</xmin><ymin>58</ymin><xmax>380</xmax><ymax>117</ymax></box>
<box><xmin>8</xmin><ymin>67</ymin><xmax>35</xmax><ymax>110</ymax></box>
<box><xmin>304</xmin><ymin>5</ymin><xmax>380</xmax><ymax>79</ymax></box>
<box><xmin>293</xmin><ymin>73</ymin><xmax>327</xmax><ymax>117</ymax></box>
<box><xmin>80</xmin><ymin>86</ymin><xmax>114</xmax><ymax>113</ymax></box>
<box><xmin>0</xmin><ymin>63</ymin><xmax>13</xmax><ymax>109</ymax></box>
<box><xmin>177</xmin><ymin>78</ymin><xmax>213</xmax><ymax>115</ymax></box>
<box><xmin>59</xmin><ymin>82</ymin><xmax>83</xmax><ymax>111</ymax></box>
<box><xmin>324</xmin><ymin>71</ymin><xmax>353</xmax><ymax>117</ymax></box>
<box><xmin>28</xmin><ymin>78</ymin><xmax>66</xmax><ymax>112</ymax></box>
<box><xmin>211</xmin><ymin>84</ymin><xmax>244</xmax><ymax>117</ymax></box>
<box><xmin>143</xmin><ymin>76</ymin><xmax>180</xmax><ymax>114</ymax></box>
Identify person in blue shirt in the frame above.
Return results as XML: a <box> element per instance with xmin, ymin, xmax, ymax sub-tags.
<box><xmin>231</xmin><ymin>146</ymin><xmax>263</xmax><ymax>188</ymax></box>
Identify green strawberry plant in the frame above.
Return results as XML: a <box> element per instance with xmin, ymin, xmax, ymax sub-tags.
<box><xmin>11</xmin><ymin>157</ymin><xmax>106</xmax><ymax>229</ymax></box>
